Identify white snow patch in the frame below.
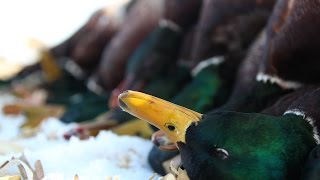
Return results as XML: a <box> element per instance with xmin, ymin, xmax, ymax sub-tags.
<box><xmin>0</xmin><ymin>94</ymin><xmax>155</xmax><ymax>179</ymax></box>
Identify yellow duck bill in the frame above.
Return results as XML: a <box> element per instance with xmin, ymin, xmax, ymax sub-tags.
<box><xmin>118</xmin><ymin>90</ymin><xmax>202</xmax><ymax>144</ymax></box>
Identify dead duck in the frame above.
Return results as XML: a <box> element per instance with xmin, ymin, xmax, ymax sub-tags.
<box><xmin>93</xmin><ymin>0</ymin><xmax>202</xmax><ymax>90</ymax></box>
<box><xmin>118</xmin><ymin>90</ymin><xmax>319</xmax><ymax>179</ymax></box>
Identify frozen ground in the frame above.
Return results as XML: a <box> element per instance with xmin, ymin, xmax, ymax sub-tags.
<box><xmin>0</xmin><ymin>93</ymin><xmax>155</xmax><ymax>179</ymax></box>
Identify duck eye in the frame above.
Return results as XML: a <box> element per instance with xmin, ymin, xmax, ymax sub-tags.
<box><xmin>165</xmin><ymin>123</ymin><xmax>176</xmax><ymax>131</ymax></box>
<box><xmin>213</xmin><ymin>148</ymin><xmax>229</xmax><ymax>160</ymax></box>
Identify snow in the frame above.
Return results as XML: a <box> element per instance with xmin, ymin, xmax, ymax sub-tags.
<box><xmin>0</xmin><ymin>94</ymin><xmax>156</xmax><ymax>179</ymax></box>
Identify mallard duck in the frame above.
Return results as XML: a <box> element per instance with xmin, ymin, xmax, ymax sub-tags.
<box><xmin>146</xmin><ymin>31</ymin><xmax>292</xmax><ymax>175</ymax></box>
<box><xmin>183</xmin><ymin>0</ymin><xmax>275</xmax><ymax>68</ymax></box>
<box><xmin>107</xmin><ymin>20</ymin><xmax>183</xmax><ymax>109</ymax></box>
<box><xmin>262</xmin><ymin>86</ymin><xmax>320</xmax><ymax>180</ymax></box>
<box><xmin>93</xmin><ymin>0</ymin><xmax>202</xmax><ymax>90</ymax></box>
<box><xmin>63</xmin><ymin>17</ymin><xmax>192</xmax><ymax>138</ymax></box>
<box><xmin>118</xmin><ymin>90</ymin><xmax>319</xmax><ymax>179</ymax></box>
<box><xmin>260</xmin><ymin>0</ymin><xmax>320</xmax><ymax>84</ymax></box>
<box><xmin>219</xmin><ymin>0</ymin><xmax>320</xmax><ymax>113</ymax></box>
<box><xmin>122</xmin><ymin>0</ymin><xmax>320</xmax><ymax>178</ymax></box>
<box><xmin>157</xmin><ymin>0</ymin><xmax>278</xmax><ymax>115</ymax></box>
<box><xmin>147</xmin><ymin>0</ymin><xmax>277</xmax><ymax>174</ymax></box>
<box><xmin>94</xmin><ymin>0</ymin><xmax>178</xmax><ymax>90</ymax></box>
<box><xmin>63</xmin><ymin>66</ymin><xmax>191</xmax><ymax>140</ymax></box>
<box><xmin>163</xmin><ymin>0</ymin><xmax>201</xmax><ymax>29</ymax></box>
<box><xmin>303</xmin><ymin>145</ymin><xmax>320</xmax><ymax>180</ymax></box>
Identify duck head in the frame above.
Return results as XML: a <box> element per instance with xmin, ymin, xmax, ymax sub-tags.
<box><xmin>119</xmin><ymin>90</ymin><xmax>317</xmax><ymax>179</ymax></box>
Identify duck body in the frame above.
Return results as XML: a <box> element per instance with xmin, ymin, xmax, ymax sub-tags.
<box><xmin>218</xmin><ymin>80</ymin><xmax>292</xmax><ymax>113</ymax></box>
<box><xmin>95</xmin><ymin>0</ymin><xmax>166</xmax><ymax>90</ymax></box>
<box><xmin>172</xmin><ymin>62</ymin><xmax>227</xmax><ymax>113</ymax></box>
<box><xmin>108</xmin><ymin>21</ymin><xmax>183</xmax><ymax>109</ymax></box>
<box><xmin>303</xmin><ymin>145</ymin><xmax>320</xmax><ymax>180</ymax></box>
<box><xmin>163</xmin><ymin>0</ymin><xmax>201</xmax><ymax>29</ymax></box>
<box><xmin>189</xmin><ymin>0</ymin><xmax>275</xmax><ymax>65</ymax></box>
<box><xmin>171</xmin><ymin>0</ymin><xmax>277</xmax><ymax>113</ymax></box>
<box><xmin>95</xmin><ymin>0</ymin><xmax>201</xmax><ymax>90</ymax></box>
<box><xmin>142</xmin><ymin>66</ymin><xmax>191</xmax><ymax>100</ymax></box>
<box><xmin>125</xmin><ymin>21</ymin><xmax>182</xmax><ymax>82</ymax></box>
<box><xmin>263</xmin><ymin>0</ymin><xmax>320</xmax><ymax>84</ymax></box>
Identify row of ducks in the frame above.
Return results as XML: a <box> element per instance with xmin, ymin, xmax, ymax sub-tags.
<box><xmin>6</xmin><ymin>0</ymin><xmax>320</xmax><ymax>179</ymax></box>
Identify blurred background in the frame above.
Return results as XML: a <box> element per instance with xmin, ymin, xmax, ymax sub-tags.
<box><xmin>0</xmin><ymin>0</ymin><xmax>111</xmax><ymax>70</ymax></box>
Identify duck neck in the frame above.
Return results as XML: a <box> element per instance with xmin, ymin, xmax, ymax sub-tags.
<box><xmin>217</xmin><ymin>79</ymin><xmax>292</xmax><ymax>113</ymax></box>
<box><xmin>173</xmin><ymin>60</ymin><xmax>231</xmax><ymax>113</ymax></box>
<box><xmin>284</xmin><ymin>110</ymin><xmax>320</xmax><ymax>145</ymax></box>
<box><xmin>283</xmin><ymin>87</ymin><xmax>320</xmax><ymax>144</ymax></box>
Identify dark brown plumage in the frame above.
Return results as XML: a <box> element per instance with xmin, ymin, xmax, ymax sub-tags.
<box><xmin>262</xmin><ymin>0</ymin><xmax>320</xmax><ymax>84</ymax></box>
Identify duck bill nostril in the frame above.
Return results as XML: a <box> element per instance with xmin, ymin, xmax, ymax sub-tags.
<box><xmin>118</xmin><ymin>98</ymin><xmax>129</xmax><ymax>111</ymax></box>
